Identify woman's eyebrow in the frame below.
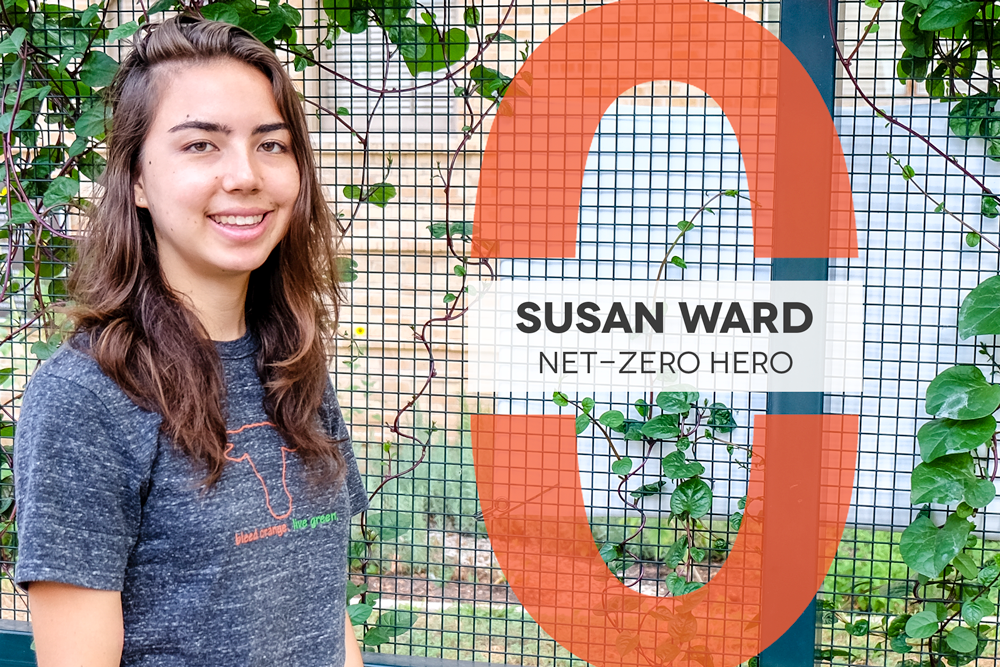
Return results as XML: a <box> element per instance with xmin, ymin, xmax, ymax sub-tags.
<box><xmin>168</xmin><ymin>120</ymin><xmax>289</xmax><ymax>135</ymax></box>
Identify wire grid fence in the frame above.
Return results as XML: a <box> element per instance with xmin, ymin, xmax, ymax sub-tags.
<box><xmin>2</xmin><ymin>0</ymin><xmax>997</xmax><ymax>666</ymax></box>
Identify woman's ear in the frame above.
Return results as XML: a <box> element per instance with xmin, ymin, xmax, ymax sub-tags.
<box><xmin>134</xmin><ymin>178</ymin><xmax>148</xmax><ymax>209</ymax></box>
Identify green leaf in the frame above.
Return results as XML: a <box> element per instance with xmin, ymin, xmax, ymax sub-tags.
<box><xmin>79</xmin><ymin>4</ymin><xmax>100</xmax><ymax>26</ymax></box>
<box><xmin>453</xmin><ymin>264</ymin><xmax>466</xmax><ymax>277</ymax></box>
<box><xmin>487</xmin><ymin>32</ymin><xmax>517</xmax><ymax>43</ymax></box>
<box><xmin>965</xmin><ymin>478</ymin><xmax>996</xmax><ymax>507</ymax></box>
<box><xmin>463</xmin><ymin>5</ymin><xmax>480</xmax><ymax>26</ymax></box>
<box><xmin>917</xmin><ymin>416</ymin><xmax>996</xmax><ymax>462</ymax></box>
<box><xmin>552</xmin><ymin>391</ymin><xmax>569</xmax><ymax>407</ymax></box>
<box><xmin>403</xmin><ymin>26</ymin><xmax>469</xmax><ymax>76</ymax></box>
<box><xmin>348</xmin><ymin>603</ymin><xmax>373</xmax><ymax>625</ymax></box>
<box><xmin>676</xmin><ymin>220</ymin><xmax>694</xmax><ymax>232</ymax></box>
<box><xmin>655</xmin><ymin>392</ymin><xmax>698</xmax><ymax>414</ymax></box>
<box><xmin>945</xmin><ymin>626</ymin><xmax>978</xmax><ymax>653</ymax></box>
<box><xmin>846</xmin><ymin>620</ymin><xmax>870</xmax><ymax>636</ymax></box>
<box><xmin>148</xmin><ymin>0</ymin><xmax>176</xmax><ymax>13</ymax></box>
<box><xmin>202</xmin><ymin>3</ymin><xmax>240</xmax><ymax>24</ymax></box>
<box><xmin>953</xmin><ymin>552</ymin><xmax>979</xmax><ymax>578</ymax></box>
<box><xmin>581</xmin><ymin>397</ymin><xmax>595</xmax><ymax>414</ymax></box>
<box><xmin>919</xmin><ymin>0</ymin><xmax>981</xmax><ymax>31</ymax></box>
<box><xmin>904</xmin><ymin>610</ymin><xmax>940</xmax><ymax>639</ymax></box>
<box><xmin>925</xmin><ymin>365</ymin><xmax>1000</xmax><ymax>419</ymax></box>
<box><xmin>664</xmin><ymin>536</ymin><xmax>688</xmax><ymax>568</ymax></box>
<box><xmin>962</xmin><ymin>597</ymin><xmax>995</xmax><ymax>626</ymax></box>
<box><xmin>366</xmin><ymin>512</ymin><xmax>412</xmax><ymax>541</ymax></box>
<box><xmin>641</xmin><ymin>415</ymin><xmax>681</xmax><ymax>440</ymax></box>
<box><xmin>901</xmin><ymin>164</ymin><xmax>916</xmax><ymax>180</ymax></box>
<box><xmin>336</xmin><ymin>106</ymin><xmax>350</xmax><ymax>116</ymax></box>
<box><xmin>42</xmin><ymin>176</ymin><xmax>79</xmax><ymax>208</ymax></box>
<box><xmin>949</xmin><ymin>94</ymin><xmax>993</xmax><ymax>138</ymax></box>
<box><xmin>0</xmin><ymin>110</ymin><xmax>31</xmax><ymax>133</ymax></box>
<box><xmin>890</xmin><ymin>632</ymin><xmax>912</xmax><ymax>653</ymax></box>
<box><xmin>959</xmin><ymin>276</ymin><xmax>1000</xmax><ymax>338</ymax></box>
<box><xmin>362</xmin><ymin>626</ymin><xmax>392</xmax><ymax>646</ymax></box>
<box><xmin>660</xmin><ymin>451</ymin><xmax>705</xmax><ymax>479</ymax></box>
<box><xmin>79</xmin><ymin>51</ymin><xmax>118</xmax><ymax>88</ymax></box>
<box><xmin>729</xmin><ymin>511</ymin><xmax>742</xmax><ymax>531</ymax></box>
<box><xmin>75</xmin><ymin>102</ymin><xmax>111</xmax><ymax>139</ymax></box>
<box><xmin>900</xmin><ymin>21</ymin><xmax>932</xmax><ymax>58</ymax></box>
<box><xmin>630</xmin><ymin>480</ymin><xmax>667</xmax><ymax>499</ymax></box>
<box><xmin>8</xmin><ymin>202</ymin><xmax>35</xmax><ymax>226</ymax></box>
<box><xmin>865</xmin><ymin>0</ymin><xmax>882</xmax><ymax>6</ymax></box>
<box><xmin>611</xmin><ymin>456</ymin><xmax>633</xmax><ymax>476</ymax></box>
<box><xmin>982</xmin><ymin>196</ymin><xmax>999</xmax><ymax>219</ymax></box>
<box><xmin>670</xmin><ymin>256</ymin><xmax>687</xmax><ymax>269</ymax></box>
<box><xmin>470</xmin><ymin>65</ymin><xmax>512</xmax><ymax>100</ymax></box>
<box><xmin>343</xmin><ymin>185</ymin><xmax>362</xmax><ymax>200</ymax></box>
<box><xmin>367</xmin><ymin>182</ymin><xmax>396</xmax><ymax>208</ymax></box>
<box><xmin>707</xmin><ymin>403</ymin><xmax>737</xmax><ymax>434</ymax></box>
<box><xmin>599</xmin><ymin>541</ymin><xmax>623</xmax><ymax>563</ymax></box>
<box><xmin>442</xmin><ymin>293</ymin><xmax>457</xmax><ymax>303</ymax></box>
<box><xmin>0</xmin><ymin>27</ymin><xmax>26</xmax><ymax>54</ymax></box>
<box><xmin>899</xmin><ymin>514</ymin><xmax>974</xmax><ymax>577</ymax></box>
<box><xmin>599</xmin><ymin>410</ymin><xmax>624</xmax><ymax>429</ymax></box>
<box><xmin>107</xmin><ymin>20</ymin><xmax>140</xmax><ymax>43</ymax></box>
<box><xmin>910</xmin><ymin>453</ymin><xmax>975</xmax><ymax>504</ymax></box>
<box><xmin>967</xmin><ymin>232</ymin><xmax>982</xmax><ymax>247</ymax></box>
<box><xmin>78</xmin><ymin>150</ymin><xmax>107</xmax><ymax>182</ymax></box>
<box><xmin>635</xmin><ymin>399</ymin><xmax>649</xmax><ymax>418</ymax></box>
<box><xmin>670</xmin><ymin>478</ymin><xmax>712</xmax><ymax>519</ymax></box>
<box><xmin>575</xmin><ymin>413</ymin><xmax>590</xmax><ymax>435</ymax></box>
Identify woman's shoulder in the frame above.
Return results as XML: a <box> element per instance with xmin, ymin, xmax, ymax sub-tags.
<box><xmin>23</xmin><ymin>334</ymin><xmax>162</xmax><ymax>431</ymax></box>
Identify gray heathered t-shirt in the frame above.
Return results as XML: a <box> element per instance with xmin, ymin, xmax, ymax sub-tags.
<box><xmin>13</xmin><ymin>331</ymin><xmax>369</xmax><ymax>666</ymax></box>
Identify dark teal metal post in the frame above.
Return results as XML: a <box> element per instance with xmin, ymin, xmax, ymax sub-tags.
<box><xmin>759</xmin><ymin>0</ymin><xmax>839</xmax><ymax>664</ymax></box>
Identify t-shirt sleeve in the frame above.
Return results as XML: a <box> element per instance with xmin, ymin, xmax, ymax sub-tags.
<box><xmin>323</xmin><ymin>386</ymin><xmax>369</xmax><ymax>517</ymax></box>
<box><xmin>13</xmin><ymin>371</ymin><xmax>145</xmax><ymax>593</ymax></box>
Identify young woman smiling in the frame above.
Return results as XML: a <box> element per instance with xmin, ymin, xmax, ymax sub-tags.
<box><xmin>13</xmin><ymin>15</ymin><xmax>368</xmax><ymax>667</ymax></box>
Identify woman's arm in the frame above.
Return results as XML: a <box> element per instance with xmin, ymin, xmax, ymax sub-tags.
<box><xmin>345</xmin><ymin>614</ymin><xmax>365</xmax><ymax>667</ymax></box>
<box><xmin>27</xmin><ymin>581</ymin><xmax>124</xmax><ymax>667</ymax></box>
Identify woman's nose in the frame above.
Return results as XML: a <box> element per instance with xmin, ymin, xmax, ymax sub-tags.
<box><xmin>221</xmin><ymin>148</ymin><xmax>262</xmax><ymax>192</ymax></box>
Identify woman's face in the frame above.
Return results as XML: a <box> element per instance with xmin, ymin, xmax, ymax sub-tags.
<box><xmin>134</xmin><ymin>58</ymin><xmax>300</xmax><ymax>293</ymax></box>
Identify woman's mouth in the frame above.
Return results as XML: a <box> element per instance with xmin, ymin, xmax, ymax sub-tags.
<box><xmin>209</xmin><ymin>213</ymin><xmax>267</xmax><ymax>227</ymax></box>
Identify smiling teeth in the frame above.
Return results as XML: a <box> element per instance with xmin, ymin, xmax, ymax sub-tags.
<box><xmin>213</xmin><ymin>214</ymin><xmax>264</xmax><ymax>226</ymax></box>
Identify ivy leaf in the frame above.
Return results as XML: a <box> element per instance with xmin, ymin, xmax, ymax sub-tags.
<box><xmin>79</xmin><ymin>51</ymin><xmax>119</xmax><ymax>88</ymax></box>
<box><xmin>670</xmin><ymin>256</ymin><xmax>687</xmax><ymax>269</ymax></box>
<box><xmin>982</xmin><ymin>196</ymin><xmax>999</xmax><ymax>219</ymax></box>
<box><xmin>670</xmin><ymin>478</ymin><xmax>712</xmax><ymax>519</ymax></box>
<box><xmin>676</xmin><ymin>220</ymin><xmax>694</xmax><ymax>232</ymax></box>
<box><xmin>75</xmin><ymin>102</ymin><xmax>111</xmax><ymax>139</ymax></box>
<box><xmin>664</xmin><ymin>536</ymin><xmax>688</xmax><ymax>568</ymax></box>
<box><xmin>348</xmin><ymin>603</ymin><xmax>373</xmax><ymax>625</ymax></box>
<box><xmin>660</xmin><ymin>451</ymin><xmax>705</xmax><ymax>479</ymax></box>
<box><xmin>107</xmin><ymin>20</ymin><xmax>140</xmax><ymax>43</ymax></box>
<box><xmin>0</xmin><ymin>110</ymin><xmax>31</xmax><ymax>133</ymax></box>
<box><xmin>707</xmin><ymin>403</ymin><xmax>737</xmax><ymax>434</ymax></box>
<box><xmin>470</xmin><ymin>65</ymin><xmax>512</xmax><ymax>100</ymax></box>
<box><xmin>890</xmin><ymin>632</ymin><xmax>912</xmax><ymax>653</ymax></box>
<box><xmin>899</xmin><ymin>514</ymin><xmax>974</xmax><ymax>577</ymax></box>
<box><xmin>962</xmin><ymin>598</ymin><xmax>995</xmax><ymax>626</ymax></box>
<box><xmin>904</xmin><ymin>610</ymin><xmax>940</xmax><ymax>639</ymax></box>
<box><xmin>949</xmin><ymin>94</ymin><xmax>993</xmax><ymax>138</ymax></box>
<box><xmin>916</xmin><ymin>416</ymin><xmax>996</xmax><ymax>462</ymax></box>
<box><xmin>910</xmin><ymin>453</ymin><xmax>975</xmax><ymax>505</ymax></box>
<box><xmin>552</xmin><ymin>391</ymin><xmax>569</xmax><ymax>407</ymax></box>
<box><xmin>367</xmin><ymin>183</ymin><xmax>396</xmax><ymax>208</ymax></box>
<box><xmin>924</xmin><ymin>365</ymin><xmax>1000</xmax><ymax>419</ymax></box>
<box><xmin>967</xmin><ymin>232</ymin><xmax>982</xmax><ymax>247</ymax></box>
<box><xmin>964</xmin><ymin>477</ymin><xmax>996</xmax><ymax>507</ymax></box>
<box><xmin>42</xmin><ymin>176</ymin><xmax>79</xmax><ymax>208</ymax></box>
<box><xmin>945</xmin><ymin>626</ymin><xmax>979</xmax><ymax>653</ymax></box>
<box><xmin>581</xmin><ymin>397</ymin><xmax>595</xmax><ymax>414</ymax></box>
<box><xmin>919</xmin><ymin>0</ymin><xmax>981</xmax><ymax>31</ymax></box>
<box><xmin>846</xmin><ymin>620</ymin><xmax>870</xmax><ymax>636</ymax></box>
<box><xmin>343</xmin><ymin>185</ymin><xmax>362</xmax><ymax>200</ymax></box>
<box><xmin>959</xmin><ymin>276</ymin><xmax>1000</xmax><ymax>338</ymax></box>
<box><xmin>366</xmin><ymin>512</ymin><xmax>412</xmax><ymax>541</ymax></box>
<box><xmin>641</xmin><ymin>415</ymin><xmax>680</xmax><ymax>440</ymax></box>
<box><xmin>0</xmin><ymin>27</ymin><xmax>26</xmax><ymax>54</ymax></box>
<box><xmin>575</xmin><ymin>414</ymin><xmax>590</xmax><ymax>435</ymax></box>
<box><xmin>655</xmin><ymin>392</ymin><xmax>698</xmax><ymax>414</ymax></box>
<box><xmin>598</xmin><ymin>410</ymin><xmax>624</xmax><ymax>429</ymax></box>
<box><xmin>202</xmin><ymin>3</ymin><xmax>240</xmax><ymax>24</ymax></box>
<box><xmin>630</xmin><ymin>480</ymin><xmax>667</xmax><ymax>499</ymax></box>
<box><xmin>463</xmin><ymin>6</ymin><xmax>480</xmax><ymax>26</ymax></box>
<box><xmin>953</xmin><ymin>552</ymin><xmax>979</xmax><ymax>579</ymax></box>
<box><xmin>611</xmin><ymin>456</ymin><xmax>632</xmax><ymax>476</ymax></box>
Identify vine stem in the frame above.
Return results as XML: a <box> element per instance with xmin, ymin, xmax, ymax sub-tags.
<box><xmin>827</xmin><ymin>0</ymin><xmax>1000</xmax><ymax>244</ymax></box>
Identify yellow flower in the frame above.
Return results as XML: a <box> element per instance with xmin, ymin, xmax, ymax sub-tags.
<box><xmin>0</xmin><ymin>187</ymin><xmax>7</xmax><ymax>197</ymax></box>
<box><xmin>354</xmin><ymin>326</ymin><xmax>366</xmax><ymax>337</ymax></box>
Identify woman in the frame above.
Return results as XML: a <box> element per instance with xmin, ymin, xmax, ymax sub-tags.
<box><xmin>13</xmin><ymin>14</ymin><xmax>368</xmax><ymax>666</ymax></box>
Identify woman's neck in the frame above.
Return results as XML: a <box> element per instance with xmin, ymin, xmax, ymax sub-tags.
<box><xmin>167</xmin><ymin>272</ymin><xmax>249</xmax><ymax>342</ymax></box>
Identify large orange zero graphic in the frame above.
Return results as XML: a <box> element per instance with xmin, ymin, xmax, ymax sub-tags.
<box><xmin>470</xmin><ymin>0</ymin><xmax>860</xmax><ymax>665</ymax></box>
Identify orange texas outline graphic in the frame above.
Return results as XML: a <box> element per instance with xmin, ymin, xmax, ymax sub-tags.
<box><xmin>224</xmin><ymin>421</ymin><xmax>296</xmax><ymax>521</ymax></box>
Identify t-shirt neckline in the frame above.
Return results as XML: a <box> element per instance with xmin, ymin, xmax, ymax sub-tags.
<box><xmin>215</xmin><ymin>329</ymin><xmax>257</xmax><ymax>359</ymax></box>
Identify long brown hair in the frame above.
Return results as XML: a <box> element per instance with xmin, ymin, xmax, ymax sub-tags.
<box><xmin>69</xmin><ymin>14</ymin><xmax>347</xmax><ymax>495</ymax></box>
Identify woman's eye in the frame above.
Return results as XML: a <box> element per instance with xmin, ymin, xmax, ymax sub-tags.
<box><xmin>261</xmin><ymin>141</ymin><xmax>286</xmax><ymax>154</ymax></box>
<box><xmin>186</xmin><ymin>141</ymin><xmax>212</xmax><ymax>153</ymax></box>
